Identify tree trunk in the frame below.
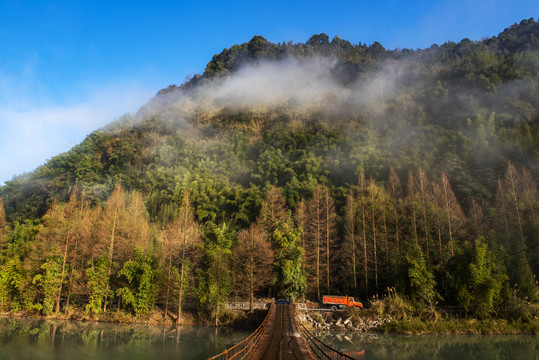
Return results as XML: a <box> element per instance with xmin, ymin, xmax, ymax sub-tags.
<box><xmin>104</xmin><ymin>212</ymin><xmax>117</xmax><ymax>313</ymax></box>
<box><xmin>361</xmin><ymin>198</ymin><xmax>368</xmax><ymax>299</ymax></box>
<box><xmin>394</xmin><ymin>201</ymin><xmax>400</xmax><ymax>253</ymax></box>
<box><xmin>316</xmin><ymin>208</ymin><xmax>321</xmax><ymax>301</ymax></box>
<box><xmin>441</xmin><ymin>175</ymin><xmax>454</xmax><ymax>257</ymax></box>
<box><xmin>164</xmin><ymin>255</ymin><xmax>172</xmax><ymax>320</ymax></box>
<box><xmin>55</xmin><ymin>233</ymin><xmax>70</xmax><ymax>313</ymax></box>
<box><xmin>325</xmin><ymin>193</ymin><xmax>331</xmax><ymax>295</ymax></box>
<box><xmin>382</xmin><ymin>207</ymin><xmax>389</xmax><ymax>277</ymax></box>
<box><xmin>65</xmin><ymin>235</ymin><xmax>79</xmax><ymax>308</ymax></box>
<box><xmin>372</xmin><ymin>204</ymin><xmax>378</xmax><ymax>295</ymax></box>
<box><xmin>497</xmin><ymin>179</ymin><xmax>510</xmax><ymax>235</ymax></box>
<box><xmin>215</xmin><ymin>283</ymin><xmax>220</xmax><ymax>327</ymax></box>
<box><xmin>408</xmin><ymin>174</ymin><xmax>419</xmax><ymax>244</ymax></box>
<box><xmin>177</xmin><ymin>254</ymin><xmax>185</xmax><ymax>325</ymax></box>
<box><xmin>432</xmin><ymin>189</ymin><xmax>443</xmax><ymax>264</ymax></box>
<box><xmin>506</xmin><ymin>163</ymin><xmax>524</xmax><ymax>239</ymax></box>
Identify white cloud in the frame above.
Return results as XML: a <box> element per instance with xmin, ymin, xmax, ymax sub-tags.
<box><xmin>0</xmin><ymin>81</ymin><xmax>153</xmax><ymax>185</ymax></box>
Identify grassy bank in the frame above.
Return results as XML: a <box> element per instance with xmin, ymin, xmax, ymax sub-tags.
<box><xmin>331</xmin><ymin>290</ymin><xmax>539</xmax><ymax>335</ymax></box>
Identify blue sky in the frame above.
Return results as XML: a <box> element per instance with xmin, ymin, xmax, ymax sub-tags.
<box><xmin>0</xmin><ymin>0</ymin><xmax>537</xmax><ymax>185</ymax></box>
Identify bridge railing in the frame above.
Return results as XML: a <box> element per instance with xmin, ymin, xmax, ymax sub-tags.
<box><xmin>295</xmin><ymin>310</ymin><xmax>356</xmax><ymax>360</ymax></box>
<box><xmin>208</xmin><ymin>303</ymin><xmax>274</xmax><ymax>360</ymax></box>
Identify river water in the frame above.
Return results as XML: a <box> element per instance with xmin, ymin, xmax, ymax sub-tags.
<box><xmin>1</xmin><ymin>317</ymin><xmax>537</xmax><ymax>360</ymax></box>
<box><xmin>314</xmin><ymin>330</ymin><xmax>538</xmax><ymax>360</ymax></box>
<box><xmin>0</xmin><ymin>317</ymin><xmax>251</xmax><ymax>360</ymax></box>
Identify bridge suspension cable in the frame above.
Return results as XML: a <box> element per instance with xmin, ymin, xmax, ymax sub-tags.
<box><xmin>295</xmin><ymin>314</ymin><xmax>356</xmax><ymax>360</ymax></box>
<box><xmin>208</xmin><ymin>303</ymin><xmax>274</xmax><ymax>360</ymax></box>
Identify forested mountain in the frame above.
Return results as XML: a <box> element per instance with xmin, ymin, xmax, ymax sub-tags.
<box><xmin>0</xmin><ymin>19</ymin><xmax>537</xmax><ymax>323</ymax></box>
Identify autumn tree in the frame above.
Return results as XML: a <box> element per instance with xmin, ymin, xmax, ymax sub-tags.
<box><xmin>504</xmin><ymin>162</ymin><xmax>524</xmax><ymax>240</ymax></box>
<box><xmin>96</xmin><ymin>183</ymin><xmax>128</xmax><ymax>312</ymax></box>
<box><xmin>357</xmin><ymin>170</ymin><xmax>369</xmax><ymax>299</ymax></box>
<box><xmin>497</xmin><ymin>163</ymin><xmax>537</xmax><ymax>300</ymax></box>
<box><xmin>232</xmin><ymin>223</ymin><xmax>273</xmax><ymax>311</ymax></box>
<box><xmin>520</xmin><ymin>167</ymin><xmax>537</xmax><ymax>232</ymax></box>
<box><xmin>416</xmin><ymin>168</ymin><xmax>432</xmax><ymax>261</ymax></box>
<box><xmin>495</xmin><ymin>178</ymin><xmax>510</xmax><ymax>236</ymax></box>
<box><xmin>342</xmin><ymin>192</ymin><xmax>358</xmax><ymax>291</ymax></box>
<box><xmin>161</xmin><ymin>190</ymin><xmax>201</xmax><ymax>324</ymax></box>
<box><xmin>407</xmin><ymin>173</ymin><xmax>419</xmax><ymax>245</ymax></box>
<box><xmin>431</xmin><ymin>183</ymin><xmax>445</xmax><ymax>264</ymax></box>
<box><xmin>305</xmin><ymin>186</ymin><xmax>326</xmax><ymax>301</ymax></box>
<box><xmin>322</xmin><ymin>186</ymin><xmax>337</xmax><ymax>294</ymax></box>
<box><xmin>257</xmin><ymin>185</ymin><xmax>288</xmax><ymax>238</ymax></box>
<box><xmin>123</xmin><ymin>191</ymin><xmax>152</xmax><ymax>258</ymax></box>
<box><xmin>54</xmin><ymin>187</ymin><xmax>84</xmax><ymax>313</ymax></box>
<box><xmin>467</xmin><ymin>198</ymin><xmax>486</xmax><ymax>239</ymax></box>
<box><xmin>440</xmin><ymin>173</ymin><xmax>463</xmax><ymax>258</ymax></box>
<box><xmin>386</xmin><ymin>167</ymin><xmax>402</xmax><ymax>253</ymax></box>
<box><xmin>366</xmin><ymin>178</ymin><xmax>384</xmax><ymax>294</ymax></box>
<box><xmin>294</xmin><ymin>197</ymin><xmax>307</xmax><ymax>275</ymax></box>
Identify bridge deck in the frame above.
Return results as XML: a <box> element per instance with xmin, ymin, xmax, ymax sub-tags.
<box><xmin>250</xmin><ymin>304</ymin><xmax>313</xmax><ymax>360</ymax></box>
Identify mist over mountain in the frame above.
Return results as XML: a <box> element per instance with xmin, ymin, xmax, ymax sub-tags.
<box><xmin>5</xmin><ymin>19</ymin><xmax>536</xmax><ymax>217</ymax></box>
<box><xmin>0</xmin><ymin>19</ymin><xmax>537</xmax><ymax>317</ymax></box>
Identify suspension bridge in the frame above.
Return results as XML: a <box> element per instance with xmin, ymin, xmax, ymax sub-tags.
<box><xmin>208</xmin><ymin>303</ymin><xmax>356</xmax><ymax>360</ymax></box>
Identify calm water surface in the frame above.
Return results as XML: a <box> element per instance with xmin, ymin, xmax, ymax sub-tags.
<box><xmin>315</xmin><ymin>330</ymin><xmax>538</xmax><ymax>360</ymax></box>
<box><xmin>0</xmin><ymin>317</ymin><xmax>251</xmax><ymax>360</ymax></box>
<box><xmin>1</xmin><ymin>317</ymin><xmax>538</xmax><ymax>360</ymax></box>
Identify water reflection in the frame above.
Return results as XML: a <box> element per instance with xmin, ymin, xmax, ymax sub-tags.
<box><xmin>311</xmin><ymin>330</ymin><xmax>538</xmax><ymax>360</ymax></box>
<box><xmin>0</xmin><ymin>317</ymin><xmax>250</xmax><ymax>360</ymax></box>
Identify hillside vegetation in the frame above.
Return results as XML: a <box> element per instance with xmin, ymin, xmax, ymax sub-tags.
<box><xmin>0</xmin><ymin>19</ymin><xmax>537</xmax><ymax>325</ymax></box>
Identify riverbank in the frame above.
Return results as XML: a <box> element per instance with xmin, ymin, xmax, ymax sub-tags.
<box><xmin>0</xmin><ymin>306</ymin><xmax>266</xmax><ymax>329</ymax></box>
<box><xmin>299</xmin><ymin>310</ymin><xmax>538</xmax><ymax>335</ymax></box>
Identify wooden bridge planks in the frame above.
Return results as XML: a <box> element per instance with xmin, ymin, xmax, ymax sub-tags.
<box><xmin>250</xmin><ymin>304</ymin><xmax>314</xmax><ymax>360</ymax></box>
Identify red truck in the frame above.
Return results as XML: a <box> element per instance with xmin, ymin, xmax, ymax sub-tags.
<box><xmin>322</xmin><ymin>295</ymin><xmax>363</xmax><ymax>311</ymax></box>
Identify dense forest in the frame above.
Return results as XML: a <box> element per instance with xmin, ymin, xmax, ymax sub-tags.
<box><xmin>0</xmin><ymin>19</ymin><xmax>537</xmax><ymax>325</ymax></box>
